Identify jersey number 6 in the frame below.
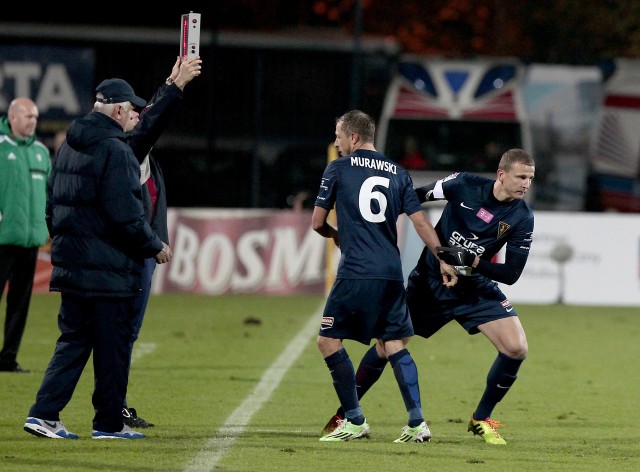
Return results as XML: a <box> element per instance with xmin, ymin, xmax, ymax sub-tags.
<box><xmin>359</xmin><ymin>176</ymin><xmax>389</xmax><ymax>223</ymax></box>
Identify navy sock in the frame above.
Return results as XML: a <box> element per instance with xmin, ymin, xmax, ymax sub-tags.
<box><xmin>325</xmin><ymin>348</ymin><xmax>364</xmax><ymax>425</ymax></box>
<box><xmin>336</xmin><ymin>345</ymin><xmax>388</xmax><ymax>417</ymax></box>
<box><xmin>389</xmin><ymin>349</ymin><xmax>424</xmax><ymax>427</ymax></box>
<box><xmin>474</xmin><ymin>352</ymin><xmax>524</xmax><ymax>420</ymax></box>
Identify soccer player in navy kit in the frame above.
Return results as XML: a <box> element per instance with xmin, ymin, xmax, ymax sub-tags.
<box><xmin>312</xmin><ymin>110</ymin><xmax>459</xmax><ymax>443</ymax></box>
<box><xmin>321</xmin><ymin>148</ymin><xmax>535</xmax><ymax>445</ymax></box>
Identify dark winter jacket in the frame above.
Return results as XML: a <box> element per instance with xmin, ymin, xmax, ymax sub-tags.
<box><xmin>46</xmin><ymin>111</ymin><xmax>163</xmax><ymax>297</ymax></box>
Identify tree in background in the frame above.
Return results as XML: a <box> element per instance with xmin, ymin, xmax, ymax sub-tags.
<box><xmin>6</xmin><ymin>2</ymin><xmax>640</xmax><ymax>63</ymax></box>
<box><xmin>297</xmin><ymin>0</ymin><xmax>640</xmax><ymax>64</ymax></box>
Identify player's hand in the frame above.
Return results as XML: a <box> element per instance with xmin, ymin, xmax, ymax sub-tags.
<box><xmin>439</xmin><ymin>260</ymin><xmax>458</xmax><ymax>287</ymax></box>
<box><xmin>437</xmin><ymin>246</ymin><xmax>475</xmax><ymax>276</ymax></box>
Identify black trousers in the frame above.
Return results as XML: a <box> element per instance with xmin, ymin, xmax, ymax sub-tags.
<box><xmin>28</xmin><ymin>293</ymin><xmax>136</xmax><ymax>433</ymax></box>
<box><xmin>0</xmin><ymin>245</ymin><xmax>38</xmax><ymax>366</ymax></box>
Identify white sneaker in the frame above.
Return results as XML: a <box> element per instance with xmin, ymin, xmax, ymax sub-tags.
<box><xmin>394</xmin><ymin>421</ymin><xmax>431</xmax><ymax>443</ymax></box>
<box><xmin>92</xmin><ymin>424</ymin><xmax>145</xmax><ymax>439</ymax></box>
<box><xmin>24</xmin><ymin>417</ymin><xmax>78</xmax><ymax>439</ymax></box>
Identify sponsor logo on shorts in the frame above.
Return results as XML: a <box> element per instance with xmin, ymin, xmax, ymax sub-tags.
<box><xmin>501</xmin><ymin>299</ymin><xmax>514</xmax><ymax>312</ymax></box>
<box><xmin>321</xmin><ymin>316</ymin><xmax>334</xmax><ymax>329</ymax></box>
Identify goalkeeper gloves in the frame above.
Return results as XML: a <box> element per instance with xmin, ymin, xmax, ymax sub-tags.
<box><xmin>437</xmin><ymin>246</ymin><xmax>476</xmax><ymax>276</ymax></box>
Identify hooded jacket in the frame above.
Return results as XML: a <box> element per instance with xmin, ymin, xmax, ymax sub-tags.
<box><xmin>46</xmin><ymin>111</ymin><xmax>163</xmax><ymax>297</ymax></box>
<box><xmin>0</xmin><ymin>115</ymin><xmax>51</xmax><ymax>247</ymax></box>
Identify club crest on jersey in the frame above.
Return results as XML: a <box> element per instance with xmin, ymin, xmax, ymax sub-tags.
<box><xmin>497</xmin><ymin>221</ymin><xmax>510</xmax><ymax>238</ymax></box>
<box><xmin>476</xmin><ymin>208</ymin><xmax>493</xmax><ymax>223</ymax></box>
<box><xmin>321</xmin><ymin>316</ymin><xmax>335</xmax><ymax>329</ymax></box>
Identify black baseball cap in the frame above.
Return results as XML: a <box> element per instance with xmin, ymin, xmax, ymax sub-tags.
<box><xmin>95</xmin><ymin>78</ymin><xmax>146</xmax><ymax>108</ymax></box>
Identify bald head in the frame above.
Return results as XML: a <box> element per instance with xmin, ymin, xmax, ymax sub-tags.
<box><xmin>8</xmin><ymin>98</ymin><xmax>39</xmax><ymax>139</ymax></box>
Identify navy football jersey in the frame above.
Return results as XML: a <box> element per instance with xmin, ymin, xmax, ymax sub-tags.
<box><xmin>314</xmin><ymin>149</ymin><xmax>421</xmax><ymax>280</ymax></box>
<box><xmin>425</xmin><ymin>172</ymin><xmax>534</xmax><ymax>278</ymax></box>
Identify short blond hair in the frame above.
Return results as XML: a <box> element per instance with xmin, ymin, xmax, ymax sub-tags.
<box><xmin>336</xmin><ymin>110</ymin><xmax>376</xmax><ymax>143</ymax></box>
<box><xmin>498</xmin><ymin>148</ymin><xmax>535</xmax><ymax>171</ymax></box>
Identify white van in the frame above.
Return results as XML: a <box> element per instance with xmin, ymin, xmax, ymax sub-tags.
<box><xmin>587</xmin><ymin>58</ymin><xmax>640</xmax><ymax>212</ymax></box>
<box><xmin>376</xmin><ymin>55</ymin><xmax>531</xmax><ymax>184</ymax></box>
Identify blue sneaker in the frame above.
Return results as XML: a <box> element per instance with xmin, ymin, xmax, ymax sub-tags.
<box><xmin>24</xmin><ymin>417</ymin><xmax>78</xmax><ymax>439</ymax></box>
<box><xmin>92</xmin><ymin>425</ymin><xmax>145</xmax><ymax>439</ymax></box>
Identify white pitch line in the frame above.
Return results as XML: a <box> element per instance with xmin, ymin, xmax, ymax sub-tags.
<box><xmin>183</xmin><ymin>304</ymin><xmax>322</xmax><ymax>472</ymax></box>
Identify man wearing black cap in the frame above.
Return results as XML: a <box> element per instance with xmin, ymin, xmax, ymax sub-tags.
<box><xmin>23</xmin><ymin>77</ymin><xmax>172</xmax><ymax>440</ymax></box>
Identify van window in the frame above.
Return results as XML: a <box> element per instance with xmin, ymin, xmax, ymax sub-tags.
<box><xmin>377</xmin><ymin>56</ymin><xmax>529</xmax><ymax>175</ymax></box>
<box><xmin>385</xmin><ymin>119</ymin><xmax>521</xmax><ymax>172</ymax></box>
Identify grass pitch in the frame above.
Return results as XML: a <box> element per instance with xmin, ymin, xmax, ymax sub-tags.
<box><xmin>1</xmin><ymin>294</ymin><xmax>639</xmax><ymax>471</ymax></box>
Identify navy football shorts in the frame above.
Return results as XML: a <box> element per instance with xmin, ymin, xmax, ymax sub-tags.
<box><xmin>406</xmin><ymin>265</ymin><xmax>518</xmax><ymax>338</ymax></box>
<box><xmin>319</xmin><ymin>278</ymin><xmax>414</xmax><ymax>345</ymax></box>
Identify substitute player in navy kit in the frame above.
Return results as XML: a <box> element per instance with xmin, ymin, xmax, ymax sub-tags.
<box><xmin>312</xmin><ymin>110</ymin><xmax>458</xmax><ymax>443</ymax></box>
<box><xmin>322</xmin><ymin>148</ymin><xmax>535</xmax><ymax>445</ymax></box>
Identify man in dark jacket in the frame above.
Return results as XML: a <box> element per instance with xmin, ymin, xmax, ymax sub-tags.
<box><xmin>23</xmin><ymin>78</ymin><xmax>171</xmax><ymax>440</ymax></box>
<box><xmin>122</xmin><ymin>55</ymin><xmax>202</xmax><ymax>428</ymax></box>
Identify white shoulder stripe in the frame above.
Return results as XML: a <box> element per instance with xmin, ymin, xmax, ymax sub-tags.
<box><xmin>432</xmin><ymin>179</ymin><xmax>445</xmax><ymax>199</ymax></box>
